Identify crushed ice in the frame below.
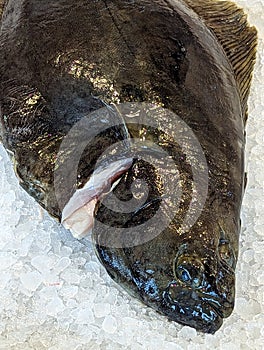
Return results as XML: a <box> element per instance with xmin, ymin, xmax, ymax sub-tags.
<box><xmin>0</xmin><ymin>0</ymin><xmax>263</xmax><ymax>348</ymax></box>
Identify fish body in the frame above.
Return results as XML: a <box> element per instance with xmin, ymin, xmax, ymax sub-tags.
<box><xmin>0</xmin><ymin>0</ymin><xmax>257</xmax><ymax>333</ymax></box>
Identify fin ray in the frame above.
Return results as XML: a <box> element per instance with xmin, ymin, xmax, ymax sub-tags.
<box><xmin>0</xmin><ymin>0</ymin><xmax>6</xmax><ymax>18</ymax></box>
<box><xmin>185</xmin><ymin>0</ymin><xmax>258</xmax><ymax>121</ymax></box>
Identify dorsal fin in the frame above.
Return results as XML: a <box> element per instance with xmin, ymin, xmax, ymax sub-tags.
<box><xmin>185</xmin><ymin>0</ymin><xmax>258</xmax><ymax>121</ymax></box>
<box><xmin>0</xmin><ymin>2</ymin><xmax>4</xmax><ymax>19</ymax></box>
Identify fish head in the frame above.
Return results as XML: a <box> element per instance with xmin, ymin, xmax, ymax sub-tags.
<box><xmin>95</xmin><ymin>224</ymin><xmax>237</xmax><ymax>334</ymax></box>
<box><xmin>161</xmin><ymin>234</ymin><xmax>237</xmax><ymax>334</ymax></box>
<box><xmin>94</xmin><ymin>161</ymin><xmax>238</xmax><ymax>333</ymax></box>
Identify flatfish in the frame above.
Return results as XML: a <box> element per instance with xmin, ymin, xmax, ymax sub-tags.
<box><xmin>0</xmin><ymin>0</ymin><xmax>257</xmax><ymax>333</ymax></box>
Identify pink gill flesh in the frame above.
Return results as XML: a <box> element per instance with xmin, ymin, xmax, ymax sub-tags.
<box><xmin>61</xmin><ymin>158</ymin><xmax>133</xmax><ymax>239</ymax></box>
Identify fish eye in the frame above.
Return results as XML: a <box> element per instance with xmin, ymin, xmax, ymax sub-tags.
<box><xmin>218</xmin><ymin>238</ymin><xmax>235</xmax><ymax>270</ymax></box>
<box><xmin>174</xmin><ymin>254</ymin><xmax>205</xmax><ymax>288</ymax></box>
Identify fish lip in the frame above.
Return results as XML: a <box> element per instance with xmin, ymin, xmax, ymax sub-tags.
<box><xmin>167</xmin><ymin>280</ymin><xmax>233</xmax><ymax>316</ymax></box>
<box><xmin>161</xmin><ymin>282</ymin><xmax>226</xmax><ymax>333</ymax></box>
<box><xmin>196</xmin><ymin>292</ymin><xmax>226</xmax><ymax>319</ymax></box>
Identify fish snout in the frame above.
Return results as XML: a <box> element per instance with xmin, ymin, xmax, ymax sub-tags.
<box><xmin>174</xmin><ymin>254</ymin><xmax>205</xmax><ymax>288</ymax></box>
<box><xmin>162</xmin><ymin>281</ymin><xmax>223</xmax><ymax>334</ymax></box>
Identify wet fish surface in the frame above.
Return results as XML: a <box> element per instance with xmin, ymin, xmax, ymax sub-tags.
<box><xmin>0</xmin><ymin>0</ymin><xmax>257</xmax><ymax>333</ymax></box>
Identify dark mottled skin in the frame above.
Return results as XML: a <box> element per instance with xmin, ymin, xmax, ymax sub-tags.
<box><xmin>0</xmin><ymin>0</ymin><xmax>256</xmax><ymax>333</ymax></box>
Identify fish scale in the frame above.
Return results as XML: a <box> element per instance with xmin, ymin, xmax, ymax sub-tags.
<box><xmin>0</xmin><ymin>0</ymin><xmax>257</xmax><ymax>333</ymax></box>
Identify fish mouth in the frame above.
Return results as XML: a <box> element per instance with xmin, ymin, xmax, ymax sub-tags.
<box><xmin>161</xmin><ymin>281</ymin><xmax>233</xmax><ymax>333</ymax></box>
<box><xmin>61</xmin><ymin>158</ymin><xmax>133</xmax><ymax>239</ymax></box>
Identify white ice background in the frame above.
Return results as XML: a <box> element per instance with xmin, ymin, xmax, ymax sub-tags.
<box><xmin>0</xmin><ymin>0</ymin><xmax>263</xmax><ymax>349</ymax></box>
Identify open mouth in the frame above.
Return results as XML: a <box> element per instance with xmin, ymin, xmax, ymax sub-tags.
<box><xmin>61</xmin><ymin>158</ymin><xmax>133</xmax><ymax>239</ymax></box>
